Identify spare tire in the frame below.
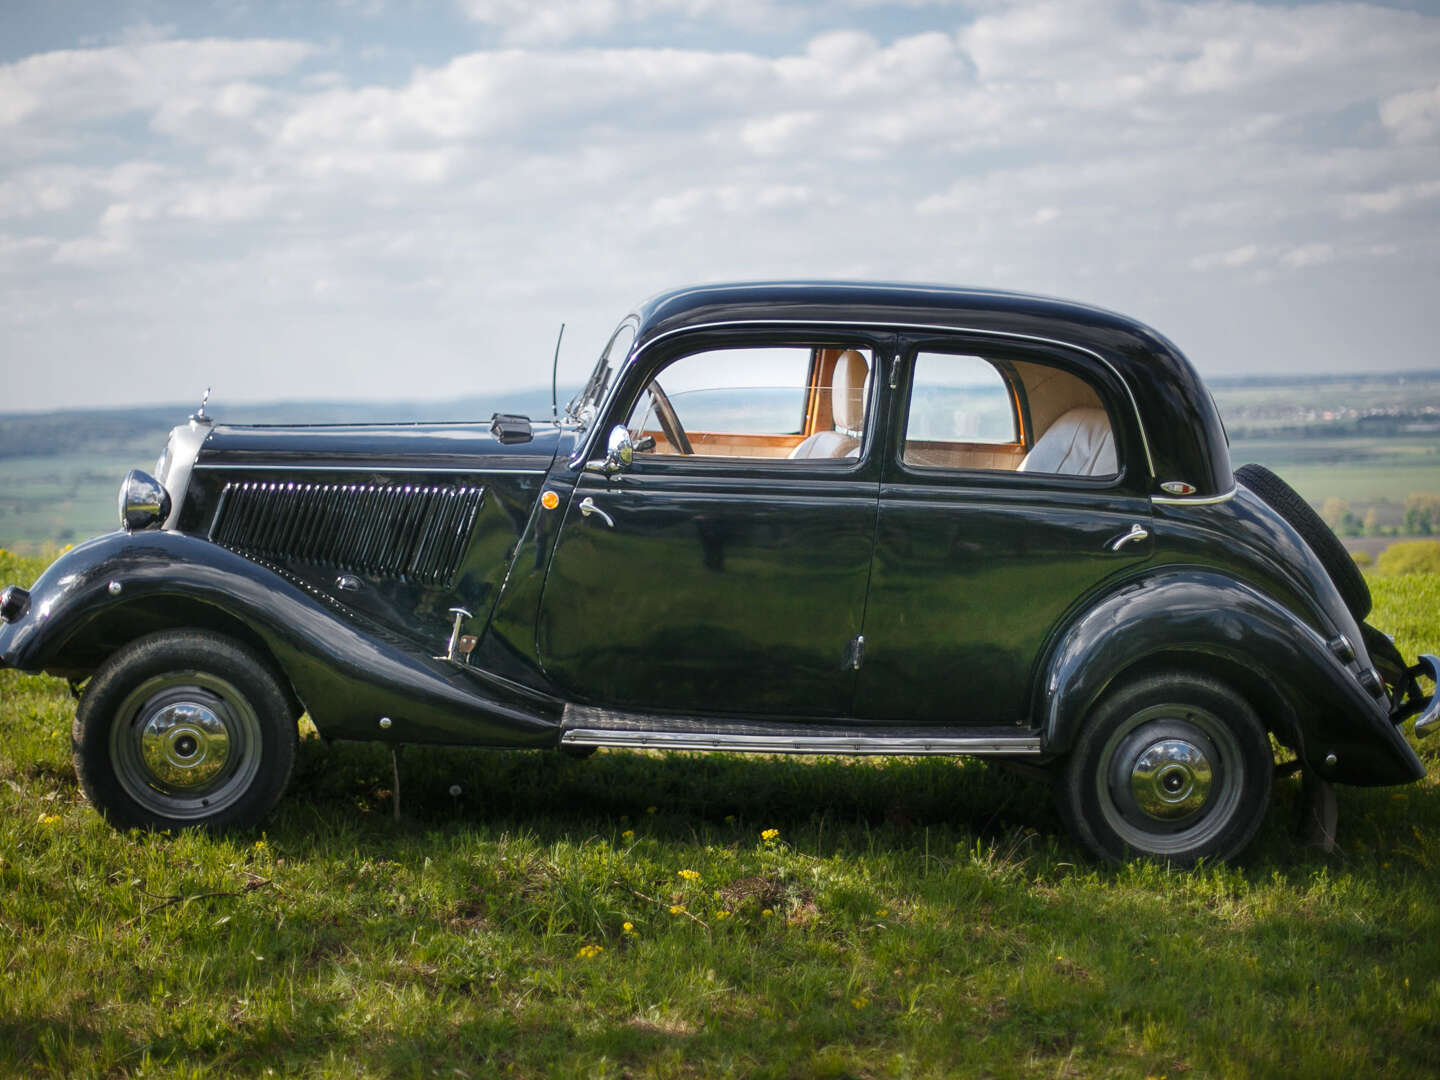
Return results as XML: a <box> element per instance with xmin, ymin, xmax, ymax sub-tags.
<box><xmin>1234</xmin><ymin>462</ymin><xmax>1370</xmax><ymax>621</ymax></box>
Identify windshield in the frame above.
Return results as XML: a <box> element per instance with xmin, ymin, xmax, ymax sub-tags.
<box><xmin>568</xmin><ymin>318</ymin><xmax>637</xmax><ymax>427</ymax></box>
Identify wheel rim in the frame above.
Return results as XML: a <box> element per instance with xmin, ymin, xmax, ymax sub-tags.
<box><xmin>1096</xmin><ymin>703</ymin><xmax>1246</xmax><ymax>856</ymax></box>
<box><xmin>109</xmin><ymin>671</ymin><xmax>263</xmax><ymax>821</ymax></box>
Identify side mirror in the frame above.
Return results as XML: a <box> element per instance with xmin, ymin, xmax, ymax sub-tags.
<box><xmin>586</xmin><ymin>425</ymin><xmax>634</xmax><ymax>476</ymax></box>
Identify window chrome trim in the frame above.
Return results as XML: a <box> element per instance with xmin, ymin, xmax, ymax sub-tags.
<box><xmin>581</xmin><ymin>318</ymin><xmax>1158</xmax><ymax>481</ymax></box>
<box><xmin>1151</xmin><ymin>486</ymin><xmax>1238</xmax><ymax>507</ymax></box>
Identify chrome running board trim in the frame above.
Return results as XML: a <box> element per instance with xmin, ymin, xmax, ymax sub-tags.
<box><xmin>559</xmin><ymin>728</ymin><xmax>1042</xmax><ymax>756</ymax></box>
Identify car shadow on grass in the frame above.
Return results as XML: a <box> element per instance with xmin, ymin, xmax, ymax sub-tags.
<box><xmin>267</xmin><ymin>733</ymin><xmax>1363</xmax><ymax>873</ymax></box>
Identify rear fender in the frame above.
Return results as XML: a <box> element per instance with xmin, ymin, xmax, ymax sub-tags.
<box><xmin>0</xmin><ymin>531</ymin><xmax>559</xmax><ymax>747</ymax></box>
<box><xmin>1039</xmin><ymin>570</ymin><xmax>1424</xmax><ymax>786</ymax></box>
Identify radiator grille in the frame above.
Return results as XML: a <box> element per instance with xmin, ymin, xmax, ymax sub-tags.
<box><xmin>211</xmin><ymin>481</ymin><xmax>485</xmax><ymax>586</ymax></box>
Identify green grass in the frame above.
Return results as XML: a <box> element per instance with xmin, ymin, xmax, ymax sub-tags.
<box><xmin>3</xmin><ymin>549</ymin><xmax>1440</xmax><ymax>1077</ymax></box>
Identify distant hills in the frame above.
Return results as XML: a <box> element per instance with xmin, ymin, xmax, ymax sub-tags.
<box><xmin>0</xmin><ymin>387</ymin><xmax>574</xmax><ymax>461</ymax></box>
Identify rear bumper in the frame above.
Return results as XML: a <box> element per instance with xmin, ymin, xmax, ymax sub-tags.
<box><xmin>1412</xmin><ymin>655</ymin><xmax>1440</xmax><ymax>739</ymax></box>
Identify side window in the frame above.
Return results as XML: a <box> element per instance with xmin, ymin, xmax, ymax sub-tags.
<box><xmin>903</xmin><ymin>352</ymin><xmax>1118</xmax><ymax>478</ymax></box>
<box><xmin>626</xmin><ymin>345</ymin><xmax>873</xmax><ymax>461</ymax></box>
<box><xmin>1008</xmin><ymin>359</ymin><xmax>1117</xmax><ymax>478</ymax></box>
<box><xmin>903</xmin><ymin>354</ymin><xmax>1022</xmax><ymax>470</ymax></box>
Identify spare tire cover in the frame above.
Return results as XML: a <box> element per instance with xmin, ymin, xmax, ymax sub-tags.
<box><xmin>1234</xmin><ymin>462</ymin><xmax>1371</xmax><ymax>621</ymax></box>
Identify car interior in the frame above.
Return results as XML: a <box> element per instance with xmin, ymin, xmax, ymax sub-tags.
<box><xmin>627</xmin><ymin>345</ymin><xmax>1117</xmax><ymax>477</ymax></box>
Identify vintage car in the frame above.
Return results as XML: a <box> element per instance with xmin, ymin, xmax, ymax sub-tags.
<box><xmin>1</xmin><ymin>282</ymin><xmax>1436</xmax><ymax>863</ymax></box>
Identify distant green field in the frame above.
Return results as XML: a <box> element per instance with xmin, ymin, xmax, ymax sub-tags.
<box><xmin>1232</xmin><ymin>437</ymin><xmax>1440</xmax><ymax>505</ymax></box>
<box><xmin>1</xmin><ymin>450</ymin><xmax>153</xmax><ymax>551</ymax></box>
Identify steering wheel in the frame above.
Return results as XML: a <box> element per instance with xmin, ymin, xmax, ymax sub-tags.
<box><xmin>647</xmin><ymin>380</ymin><xmax>693</xmax><ymax>455</ymax></box>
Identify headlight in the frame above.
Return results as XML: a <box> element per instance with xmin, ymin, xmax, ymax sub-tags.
<box><xmin>118</xmin><ymin>469</ymin><xmax>171</xmax><ymax>532</ymax></box>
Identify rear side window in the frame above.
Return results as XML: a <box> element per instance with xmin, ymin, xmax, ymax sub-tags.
<box><xmin>903</xmin><ymin>353</ymin><xmax>1021</xmax><ymax>469</ymax></box>
<box><xmin>903</xmin><ymin>351</ymin><xmax>1118</xmax><ymax>478</ymax></box>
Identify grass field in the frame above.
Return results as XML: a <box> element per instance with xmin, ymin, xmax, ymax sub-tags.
<box><xmin>0</xmin><ymin>451</ymin><xmax>155</xmax><ymax>552</ymax></box>
<box><xmin>1229</xmin><ymin>437</ymin><xmax>1440</xmax><ymax>506</ymax></box>
<box><xmin>2</xmin><ymin>546</ymin><xmax>1439</xmax><ymax>1078</ymax></box>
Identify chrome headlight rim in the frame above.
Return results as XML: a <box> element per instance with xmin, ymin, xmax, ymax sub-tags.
<box><xmin>118</xmin><ymin>469</ymin><xmax>172</xmax><ymax>533</ymax></box>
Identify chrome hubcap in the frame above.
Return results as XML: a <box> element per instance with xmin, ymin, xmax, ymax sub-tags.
<box><xmin>1096</xmin><ymin>703</ymin><xmax>1247</xmax><ymax>856</ymax></box>
<box><xmin>1128</xmin><ymin>738</ymin><xmax>1212</xmax><ymax>820</ymax></box>
<box><xmin>138</xmin><ymin>698</ymin><xmax>231</xmax><ymax>789</ymax></box>
<box><xmin>109</xmin><ymin>670</ymin><xmax>263</xmax><ymax>820</ymax></box>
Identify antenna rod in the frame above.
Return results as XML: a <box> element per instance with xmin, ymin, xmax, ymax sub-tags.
<box><xmin>551</xmin><ymin>322</ymin><xmax>565</xmax><ymax>422</ymax></box>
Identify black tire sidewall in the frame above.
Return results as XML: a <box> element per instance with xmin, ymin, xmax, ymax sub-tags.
<box><xmin>73</xmin><ymin>630</ymin><xmax>297</xmax><ymax>831</ymax></box>
<box><xmin>1057</xmin><ymin>674</ymin><xmax>1272</xmax><ymax>865</ymax></box>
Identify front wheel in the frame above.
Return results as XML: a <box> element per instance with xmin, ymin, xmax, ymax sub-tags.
<box><xmin>1056</xmin><ymin>673</ymin><xmax>1273</xmax><ymax>865</ymax></box>
<box><xmin>73</xmin><ymin>630</ymin><xmax>298</xmax><ymax>831</ymax></box>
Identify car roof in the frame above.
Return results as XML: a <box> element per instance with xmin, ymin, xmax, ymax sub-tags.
<box><xmin>628</xmin><ymin>281</ymin><xmax>1234</xmax><ymax>500</ymax></box>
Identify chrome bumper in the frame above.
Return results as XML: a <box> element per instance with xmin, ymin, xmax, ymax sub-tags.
<box><xmin>1413</xmin><ymin>655</ymin><xmax>1440</xmax><ymax>738</ymax></box>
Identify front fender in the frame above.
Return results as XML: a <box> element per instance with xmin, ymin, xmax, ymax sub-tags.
<box><xmin>0</xmin><ymin>531</ymin><xmax>559</xmax><ymax>747</ymax></box>
<box><xmin>1039</xmin><ymin>569</ymin><xmax>1424</xmax><ymax>786</ymax></box>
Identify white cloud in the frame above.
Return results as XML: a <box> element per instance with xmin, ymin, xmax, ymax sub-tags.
<box><xmin>1281</xmin><ymin>242</ymin><xmax>1335</xmax><ymax>269</ymax></box>
<box><xmin>1380</xmin><ymin>83</ymin><xmax>1440</xmax><ymax>143</ymax></box>
<box><xmin>2</xmin><ymin>1</ymin><xmax>1440</xmax><ymax>411</ymax></box>
<box><xmin>1191</xmin><ymin>244</ymin><xmax>1261</xmax><ymax>271</ymax></box>
<box><xmin>456</xmin><ymin>0</ymin><xmax>786</xmax><ymax>44</ymax></box>
<box><xmin>1343</xmin><ymin>179</ymin><xmax>1440</xmax><ymax>217</ymax></box>
<box><xmin>0</xmin><ymin>38</ymin><xmax>315</xmax><ymax>133</ymax></box>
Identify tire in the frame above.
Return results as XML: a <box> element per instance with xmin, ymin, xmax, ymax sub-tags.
<box><xmin>1235</xmin><ymin>462</ymin><xmax>1370</xmax><ymax>621</ymax></box>
<box><xmin>73</xmin><ymin>630</ymin><xmax>298</xmax><ymax>831</ymax></box>
<box><xmin>1056</xmin><ymin>673</ymin><xmax>1273</xmax><ymax>865</ymax></box>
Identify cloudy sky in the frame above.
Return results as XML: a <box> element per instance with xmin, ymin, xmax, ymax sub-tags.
<box><xmin>2</xmin><ymin>0</ymin><xmax>1438</xmax><ymax>414</ymax></box>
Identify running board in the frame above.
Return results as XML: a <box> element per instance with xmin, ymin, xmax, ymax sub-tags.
<box><xmin>560</xmin><ymin>705</ymin><xmax>1041</xmax><ymax>756</ymax></box>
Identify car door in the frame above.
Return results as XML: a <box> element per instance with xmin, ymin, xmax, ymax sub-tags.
<box><xmin>536</xmin><ymin>332</ymin><xmax>891</xmax><ymax>718</ymax></box>
<box><xmin>853</xmin><ymin>336</ymin><xmax>1156</xmax><ymax>725</ymax></box>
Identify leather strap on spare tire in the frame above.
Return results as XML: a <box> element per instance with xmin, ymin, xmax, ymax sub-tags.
<box><xmin>1234</xmin><ymin>462</ymin><xmax>1371</xmax><ymax>621</ymax></box>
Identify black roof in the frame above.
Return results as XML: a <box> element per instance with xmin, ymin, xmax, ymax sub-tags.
<box><xmin>630</xmin><ymin>281</ymin><xmax>1233</xmax><ymax>498</ymax></box>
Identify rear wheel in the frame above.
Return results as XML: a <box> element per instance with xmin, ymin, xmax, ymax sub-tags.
<box><xmin>1057</xmin><ymin>673</ymin><xmax>1273</xmax><ymax>865</ymax></box>
<box><xmin>74</xmin><ymin>630</ymin><xmax>297</xmax><ymax>831</ymax></box>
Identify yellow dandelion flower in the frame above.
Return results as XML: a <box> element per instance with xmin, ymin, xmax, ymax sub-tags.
<box><xmin>678</xmin><ymin>869</ymin><xmax>700</xmax><ymax>881</ymax></box>
<box><xmin>669</xmin><ymin>904</ymin><xmax>686</xmax><ymax>915</ymax></box>
<box><xmin>760</xmin><ymin>828</ymin><xmax>779</xmax><ymax>841</ymax></box>
<box><xmin>761</xmin><ymin>908</ymin><xmax>773</xmax><ymax>918</ymax></box>
<box><xmin>851</xmin><ymin>996</ymin><xmax>868</xmax><ymax>1010</ymax></box>
<box><xmin>622</xmin><ymin>921</ymin><xmax>635</xmax><ymax>935</ymax></box>
<box><xmin>576</xmin><ymin>943</ymin><xmax>604</xmax><ymax>959</ymax></box>
<box><xmin>875</xmin><ymin>908</ymin><xmax>888</xmax><ymax>917</ymax></box>
<box><xmin>254</xmin><ymin>839</ymin><xmax>268</xmax><ymax>849</ymax></box>
<box><xmin>645</xmin><ymin>805</ymin><xmax>658</xmax><ymax>815</ymax></box>
<box><xmin>716</xmin><ymin>910</ymin><xmax>731</xmax><ymax>920</ymax></box>
<box><xmin>38</xmin><ymin>814</ymin><xmax>60</xmax><ymax>826</ymax></box>
<box><xmin>621</xmin><ymin>829</ymin><xmax>634</xmax><ymax>839</ymax></box>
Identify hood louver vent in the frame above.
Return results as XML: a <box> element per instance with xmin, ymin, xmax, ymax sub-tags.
<box><xmin>211</xmin><ymin>481</ymin><xmax>485</xmax><ymax>587</ymax></box>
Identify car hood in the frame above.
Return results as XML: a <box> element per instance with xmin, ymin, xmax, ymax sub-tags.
<box><xmin>193</xmin><ymin>419</ymin><xmax>564</xmax><ymax>473</ymax></box>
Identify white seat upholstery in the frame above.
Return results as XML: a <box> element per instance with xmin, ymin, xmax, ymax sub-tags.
<box><xmin>1018</xmin><ymin>406</ymin><xmax>1116</xmax><ymax>476</ymax></box>
<box><xmin>789</xmin><ymin>350</ymin><xmax>868</xmax><ymax>459</ymax></box>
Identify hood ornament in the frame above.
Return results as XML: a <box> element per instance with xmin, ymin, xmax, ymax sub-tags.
<box><xmin>191</xmin><ymin>387</ymin><xmax>212</xmax><ymax>425</ymax></box>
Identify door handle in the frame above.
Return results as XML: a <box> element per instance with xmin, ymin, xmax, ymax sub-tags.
<box><xmin>579</xmin><ymin>496</ymin><xmax>614</xmax><ymax>528</ymax></box>
<box><xmin>1109</xmin><ymin>523</ymin><xmax>1149</xmax><ymax>552</ymax></box>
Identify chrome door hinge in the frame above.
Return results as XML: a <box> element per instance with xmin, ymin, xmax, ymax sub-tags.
<box><xmin>847</xmin><ymin>634</ymin><xmax>866</xmax><ymax>671</ymax></box>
